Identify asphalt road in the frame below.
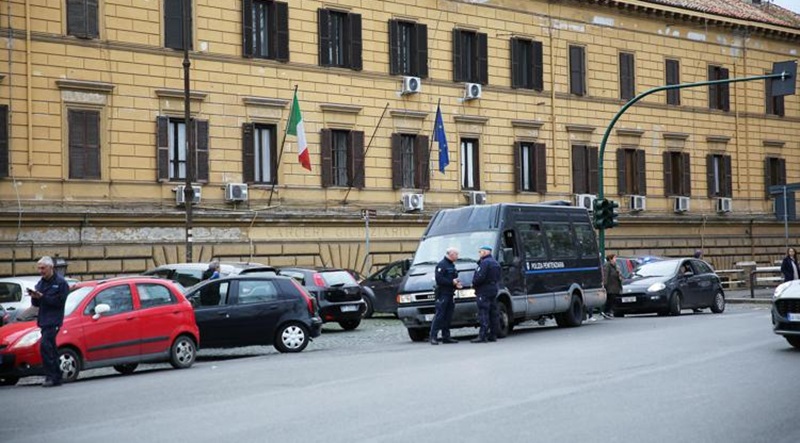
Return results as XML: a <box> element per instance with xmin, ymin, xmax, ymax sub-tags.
<box><xmin>1</xmin><ymin>305</ymin><xmax>798</xmax><ymax>443</ymax></box>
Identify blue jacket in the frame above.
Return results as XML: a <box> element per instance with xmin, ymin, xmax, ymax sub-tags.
<box><xmin>434</xmin><ymin>257</ymin><xmax>459</xmax><ymax>297</ymax></box>
<box><xmin>781</xmin><ymin>256</ymin><xmax>799</xmax><ymax>282</ymax></box>
<box><xmin>32</xmin><ymin>273</ymin><xmax>70</xmax><ymax>328</ymax></box>
<box><xmin>473</xmin><ymin>254</ymin><xmax>501</xmax><ymax>297</ymax></box>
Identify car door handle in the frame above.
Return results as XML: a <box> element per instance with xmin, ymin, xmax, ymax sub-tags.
<box><xmin>126</xmin><ymin>317</ymin><xmax>135</xmax><ymax>321</ymax></box>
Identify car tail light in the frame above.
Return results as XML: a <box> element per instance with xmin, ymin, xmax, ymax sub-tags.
<box><xmin>291</xmin><ymin>279</ymin><xmax>317</xmax><ymax>316</ymax></box>
<box><xmin>312</xmin><ymin>273</ymin><xmax>326</xmax><ymax>287</ymax></box>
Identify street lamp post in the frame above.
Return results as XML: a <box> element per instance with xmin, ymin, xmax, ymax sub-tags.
<box><xmin>182</xmin><ymin>0</ymin><xmax>194</xmax><ymax>263</ymax></box>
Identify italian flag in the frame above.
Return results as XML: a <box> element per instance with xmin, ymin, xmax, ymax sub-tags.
<box><xmin>288</xmin><ymin>91</ymin><xmax>311</xmax><ymax>171</ymax></box>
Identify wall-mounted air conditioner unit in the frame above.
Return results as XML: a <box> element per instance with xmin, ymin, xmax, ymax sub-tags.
<box><xmin>674</xmin><ymin>196</ymin><xmax>690</xmax><ymax>213</ymax></box>
<box><xmin>464</xmin><ymin>83</ymin><xmax>482</xmax><ymax>100</ymax></box>
<box><xmin>401</xmin><ymin>76</ymin><xmax>422</xmax><ymax>95</ymax></box>
<box><xmin>224</xmin><ymin>183</ymin><xmax>248</xmax><ymax>202</ymax></box>
<box><xmin>401</xmin><ymin>193</ymin><xmax>424</xmax><ymax>212</ymax></box>
<box><xmin>467</xmin><ymin>191</ymin><xmax>487</xmax><ymax>205</ymax></box>
<box><xmin>630</xmin><ymin>195</ymin><xmax>646</xmax><ymax>212</ymax></box>
<box><xmin>574</xmin><ymin>193</ymin><xmax>597</xmax><ymax>211</ymax></box>
<box><xmin>716</xmin><ymin>197</ymin><xmax>732</xmax><ymax>213</ymax></box>
<box><xmin>175</xmin><ymin>185</ymin><xmax>201</xmax><ymax>206</ymax></box>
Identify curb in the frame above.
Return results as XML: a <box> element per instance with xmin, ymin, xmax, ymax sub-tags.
<box><xmin>727</xmin><ymin>298</ymin><xmax>772</xmax><ymax>305</ymax></box>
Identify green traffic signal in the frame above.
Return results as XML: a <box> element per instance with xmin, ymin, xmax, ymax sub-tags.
<box><xmin>607</xmin><ymin>199</ymin><xmax>619</xmax><ymax>229</ymax></box>
<box><xmin>592</xmin><ymin>198</ymin><xmax>620</xmax><ymax>230</ymax></box>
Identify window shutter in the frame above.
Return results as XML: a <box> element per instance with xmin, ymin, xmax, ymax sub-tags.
<box><xmin>164</xmin><ymin>0</ymin><xmax>186</xmax><ymax>50</ymax></box>
<box><xmin>708</xmin><ymin>66</ymin><xmax>718</xmax><ymax>109</ymax></box>
<box><xmin>67</xmin><ymin>0</ymin><xmax>86</xmax><ymax>38</ymax></box>
<box><xmin>348</xmin><ymin>13</ymin><xmax>363</xmax><ymax>71</ymax></box>
<box><xmin>765</xmin><ymin>77</ymin><xmax>774</xmax><ymax>115</ymax></box>
<box><xmin>349</xmin><ymin>130</ymin><xmax>365</xmax><ymax>189</ymax></box>
<box><xmin>535</xmin><ymin>143</ymin><xmax>547</xmax><ymax>194</ymax></box>
<box><xmin>616</xmin><ymin>149</ymin><xmax>628</xmax><ymax>195</ymax></box>
<box><xmin>765</xmin><ymin>157</ymin><xmax>774</xmax><ymax>198</ymax></box>
<box><xmin>776</xmin><ymin>95</ymin><xmax>785</xmax><ymax>117</ymax></box>
<box><xmin>720</xmin><ymin>68</ymin><xmax>730</xmax><ymax>112</ymax></box>
<box><xmin>706</xmin><ymin>154</ymin><xmax>716</xmax><ymax>197</ymax></box>
<box><xmin>569</xmin><ymin>46</ymin><xmax>584</xmax><ymax>95</ymax></box>
<box><xmin>513</xmin><ymin>142</ymin><xmax>522</xmax><ymax>192</ymax></box>
<box><xmin>195</xmin><ymin>119</ymin><xmax>210</xmax><ymax>183</ymax></box>
<box><xmin>472</xmin><ymin>140</ymin><xmax>481</xmax><ymax>190</ymax></box>
<box><xmin>778</xmin><ymin>158</ymin><xmax>787</xmax><ymax>185</ymax></box>
<box><xmin>318</xmin><ymin>9</ymin><xmax>331</xmax><ymax>66</ymax></box>
<box><xmin>452</xmin><ymin>29</ymin><xmax>463</xmax><ymax>82</ymax></box>
<box><xmin>0</xmin><ymin>105</ymin><xmax>8</xmax><ymax>178</ymax></box>
<box><xmin>85</xmin><ymin>110</ymin><xmax>100</xmax><ymax>179</ymax></box>
<box><xmin>269</xmin><ymin>126</ymin><xmax>278</xmax><ymax>184</ymax></box>
<box><xmin>571</xmin><ymin>145</ymin><xmax>586</xmax><ymax>194</ymax></box>
<box><xmin>320</xmin><ymin>129</ymin><xmax>333</xmax><ymax>187</ymax></box>
<box><xmin>663</xmin><ymin>151</ymin><xmax>673</xmax><ymax>195</ymax></box>
<box><xmin>510</xmin><ymin>38</ymin><xmax>521</xmax><ymax>89</ymax></box>
<box><xmin>87</xmin><ymin>0</ymin><xmax>99</xmax><ymax>38</ymax></box>
<box><xmin>391</xmin><ymin>133</ymin><xmax>403</xmax><ymax>189</ymax></box>
<box><xmin>666</xmin><ymin>59</ymin><xmax>680</xmax><ymax>105</ymax></box>
<box><xmin>415</xmin><ymin>135</ymin><xmax>430</xmax><ymax>190</ymax></box>
<box><xmin>68</xmin><ymin>111</ymin><xmax>85</xmax><ymax>179</ymax></box>
<box><xmin>636</xmin><ymin>149</ymin><xmax>647</xmax><ymax>196</ymax></box>
<box><xmin>723</xmin><ymin>155</ymin><xmax>733</xmax><ymax>198</ymax></box>
<box><xmin>588</xmin><ymin>146</ymin><xmax>599</xmax><ymax>195</ymax></box>
<box><xmin>620</xmin><ymin>53</ymin><xmax>634</xmax><ymax>100</ymax></box>
<box><xmin>681</xmin><ymin>152</ymin><xmax>691</xmax><ymax>196</ymax></box>
<box><xmin>242</xmin><ymin>123</ymin><xmax>255</xmax><ymax>183</ymax></box>
<box><xmin>415</xmin><ymin>23</ymin><xmax>428</xmax><ymax>79</ymax></box>
<box><xmin>242</xmin><ymin>0</ymin><xmax>254</xmax><ymax>57</ymax></box>
<box><xmin>157</xmin><ymin>116</ymin><xmax>170</xmax><ymax>181</ymax></box>
<box><xmin>388</xmin><ymin>20</ymin><xmax>400</xmax><ymax>75</ymax></box>
<box><xmin>477</xmin><ymin>32</ymin><xmax>488</xmax><ymax>85</ymax></box>
<box><xmin>532</xmin><ymin>41</ymin><xmax>544</xmax><ymax>91</ymax></box>
<box><xmin>274</xmin><ymin>1</ymin><xmax>290</xmax><ymax>62</ymax></box>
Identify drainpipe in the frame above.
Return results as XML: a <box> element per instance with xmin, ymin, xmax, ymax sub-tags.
<box><xmin>547</xmin><ymin>3</ymin><xmax>557</xmax><ymax>190</ymax></box>
<box><xmin>25</xmin><ymin>0</ymin><xmax>33</xmax><ymax>170</ymax></box>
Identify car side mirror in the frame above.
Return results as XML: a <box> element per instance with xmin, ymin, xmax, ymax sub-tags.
<box><xmin>93</xmin><ymin>303</ymin><xmax>111</xmax><ymax>320</ymax></box>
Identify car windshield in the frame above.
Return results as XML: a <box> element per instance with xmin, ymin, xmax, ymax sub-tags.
<box><xmin>633</xmin><ymin>261</ymin><xmax>680</xmax><ymax>278</ymax></box>
<box><xmin>64</xmin><ymin>286</ymin><xmax>94</xmax><ymax>316</ymax></box>
<box><xmin>412</xmin><ymin>231</ymin><xmax>498</xmax><ymax>266</ymax></box>
<box><xmin>321</xmin><ymin>271</ymin><xmax>357</xmax><ymax>287</ymax></box>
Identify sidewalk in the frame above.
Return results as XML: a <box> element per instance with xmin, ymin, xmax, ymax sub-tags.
<box><xmin>726</xmin><ymin>287</ymin><xmax>774</xmax><ymax>304</ymax></box>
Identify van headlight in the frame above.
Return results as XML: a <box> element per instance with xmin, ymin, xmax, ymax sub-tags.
<box><xmin>11</xmin><ymin>329</ymin><xmax>42</xmax><ymax>349</ymax></box>
<box><xmin>774</xmin><ymin>282</ymin><xmax>792</xmax><ymax>299</ymax></box>
<box><xmin>397</xmin><ymin>294</ymin><xmax>415</xmax><ymax>304</ymax></box>
<box><xmin>647</xmin><ymin>283</ymin><xmax>666</xmax><ymax>293</ymax></box>
<box><xmin>456</xmin><ymin>289</ymin><xmax>476</xmax><ymax>299</ymax></box>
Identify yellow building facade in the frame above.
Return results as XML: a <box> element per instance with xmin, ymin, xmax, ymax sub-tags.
<box><xmin>0</xmin><ymin>0</ymin><xmax>799</xmax><ymax>277</ymax></box>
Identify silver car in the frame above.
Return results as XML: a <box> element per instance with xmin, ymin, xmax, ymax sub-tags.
<box><xmin>0</xmin><ymin>276</ymin><xmax>79</xmax><ymax>322</ymax></box>
<box><xmin>772</xmin><ymin>280</ymin><xmax>800</xmax><ymax>349</ymax></box>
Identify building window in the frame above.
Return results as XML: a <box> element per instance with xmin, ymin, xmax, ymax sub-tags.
<box><xmin>765</xmin><ymin>156</ymin><xmax>786</xmax><ymax>198</ymax></box>
<box><xmin>318</xmin><ymin>9</ymin><xmax>362</xmax><ymax>70</ymax></box>
<box><xmin>665</xmin><ymin>59</ymin><xmax>680</xmax><ymax>105</ymax></box>
<box><xmin>765</xmin><ymin>75</ymin><xmax>786</xmax><ymax>117</ymax></box>
<box><xmin>156</xmin><ymin>116</ymin><xmax>209</xmax><ymax>182</ymax></box>
<box><xmin>243</xmin><ymin>0</ymin><xmax>289</xmax><ymax>61</ymax></box>
<box><xmin>663</xmin><ymin>151</ymin><xmax>691</xmax><ymax>197</ymax></box>
<box><xmin>391</xmin><ymin>133</ymin><xmax>430</xmax><ymax>189</ymax></box>
<box><xmin>619</xmin><ymin>52</ymin><xmax>635</xmax><ymax>101</ymax></box>
<box><xmin>460</xmin><ymin>138</ymin><xmax>480</xmax><ymax>190</ymax></box>
<box><xmin>569</xmin><ymin>45</ymin><xmax>586</xmax><ymax>96</ymax></box>
<box><xmin>320</xmin><ymin>129</ymin><xmax>365</xmax><ymax>188</ymax></box>
<box><xmin>0</xmin><ymin>105</ymin><xmax>8</xmax><ymax>179</ymax></box>
<box><xmin>242</xmin><ymin>123</ymin><xmax>277</xmax><ymax>184</ymax></box>
<box><xmin>511</xmin><ymin>38</ymin><xmax>543</xmax><ymax>91</ymax></box>
<box><xmin>164</xmin><ymin>0</ymin><xmax>192</xmax><ymax>50</ymax></box>
<box><xmin>68</xmin><ymin>109</ymin><xmax>101</xmax><ymax>180</ymax></box>
<box><xmin>706</xmin><ymin>154</ymin><xmax>732</xmax><ymax>198</ymax></box>
<box><xmin>389</xmin><ymin>20</ymin><xmax>428</xmax><ymax>78</ymax></box>
<box><xmin>515</xmin><ymin>142</ymin><xmax>546</xmax><ymax>193</ymax></box>
<box><xmin>168</xmin><ymin>119</ymin><xmax>187</xmax><ymax>180</ymax></box>
<box><xmin>453</xmin><ymin>29</ymin><xmax>488</xmax><ymax>84</ymax></box>
<box><xmin>67</xmin><ymin>0</ymin><xmax>99</xmax><ymax>39</ymax></box>
<box><xmin>708</xmin><ymin>65</ymin><xmax>730</xmax><ymax>111</ymax></box>
<box><xmin>616</xmin><ymin>148</ymin><xmax>646</xmax><ymax>196</ymax></box>
<box><xmin>571</xmin><ymin>144</ymin><xmax>598</xmax><ymax>194</ymax></box>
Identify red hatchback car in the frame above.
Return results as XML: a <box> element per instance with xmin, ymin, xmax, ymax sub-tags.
<box><xmin>0</xmin><ymin>277</ymin><xmax>200</xmax><ymax>386</ymax></box>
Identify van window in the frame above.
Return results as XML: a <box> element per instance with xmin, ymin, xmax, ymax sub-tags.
<box><xmin>516</xmin><ymin>223</ymin><xmax>546</xmax><ymax>260</ymax></box>
<box><xmin>574</xmin><ymin>224</ymin><xmax>598</xmax><ymax>258</ymax></box>
<box><xmin>543</xmin><ymin>223</ymin><xmax>577</xmax><ymax>258</ymax></box>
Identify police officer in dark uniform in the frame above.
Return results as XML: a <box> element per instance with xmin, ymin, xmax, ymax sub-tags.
<box><xmin>471</xmin><ymin>246</ymin><xmax>501</xmax><ymax>343</ymax></box>
<box><xmin>29</xmin><ymin>256</ymin><xmax>70</xmax><ymax>387</ymax></box>
<box><xmin>430</xmin><ymin>248</ymin><xmax>462</xmax><ymax>345</ymax></box>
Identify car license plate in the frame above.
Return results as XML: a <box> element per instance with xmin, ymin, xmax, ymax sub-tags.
<box><xmin>424</xmin><ymin>314</ymin><xmax>435</xmax><ymax>322</ymax></box>
<box><xmin>621</xmin><ymin>296</ymin><xmax>637</xmax><ymax>303</ymax></box>
<box><xmin>788</xmin><ymin>313</ymin><xmax>800</xmax><ymax>322</ymax></box>
<box><xmin>341</xmin><ymin>305</ymin><xmax>359</xmax><ymax>312</ymax></box>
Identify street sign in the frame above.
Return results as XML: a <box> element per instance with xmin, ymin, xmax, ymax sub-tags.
<box><xmin>361</xmin><ymin>209</ymin><xmax>377</xmax><ymax>219</ymax></box>
<box><xmin>771</xmin><ymin>60</ymin><xmax>797</xmax><ymax>97</ymax></box>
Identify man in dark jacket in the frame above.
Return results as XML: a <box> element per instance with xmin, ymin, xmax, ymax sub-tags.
<box><xmin>30</xmin><ymin>256</ymin><xmax>70</xmax><ymax>387</ymax></box>
<box><xmin>430</xmin><ymin>248</ymin><xmax>462</xmax><ymax>345</ymax></box>
<box><xmin>603</xmin><ymin>253</ymin><xmax>622</xmax><ymax>319</ymax></box>
<box><xmin>471</xmin><ymin>246</ymin><xmax>501</xmax><ymax>343</ymax></box>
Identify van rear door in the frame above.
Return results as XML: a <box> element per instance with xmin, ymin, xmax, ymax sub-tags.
<box><xmin>515</xmin><ymin>221</ymin><xmax>556</xmax><ymax>315</ymax></box>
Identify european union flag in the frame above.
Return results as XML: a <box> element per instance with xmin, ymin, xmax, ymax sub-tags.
<box><xmin>434</xmin><ymin>105</ymin><xmax>449</xmax><ymax>173</ymax></box>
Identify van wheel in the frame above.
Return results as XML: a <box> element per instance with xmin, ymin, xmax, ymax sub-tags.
<box><xmin>497</xmin><ymin>301</ymin><xmax>512</xmax><ymax>338</ymax></box>
<box><xmin>669</xmin><ymin>291</ymin><xmax>682</xmax><ymax>316</ymax></box>
<box><xmin>786</xmin><ymin>336</ymin><xmax>800</xmax><ymax>349</ymax></box>
<box><xmin>58</xmin><ymin>348</ymin><xmax>82</xmax><ymax>383</ymax></box>
<box><xmin>407</xmin><ymin>328</ymin><xmax>429</xmax><ymax>342</ymax></box>
<box><xmin>339</xmin><ymin>319</ymin><xmax>361</xmax><ymax>331</ymax></box>
<box><xmin>169</xmin><ymin>335</ymin><xmax>196</xmax><ymax>369</ymax></box>
<box><xmin>113</xmin><ymin>364</ymin><xmax>138</xmax><ymax>375</ymax></box>
<box><xmin>710</xmin><ymin>290</ymin><xmax>726</xmax><ymax>314</ymax></box>
<box><xmin>555</xmin><ymin>294</ymin><xmax>584</xmax><ymax>328</ymax></box>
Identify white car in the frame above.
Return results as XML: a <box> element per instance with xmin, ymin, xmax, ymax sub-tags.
<box><xmin>772</xmin><ymin>280</ymin><xmax>800</xmax><ymax>349</ymax></box>
<box><xmin>0</xmin><ymin>276</ymin><xmax>79</xmax><ymax>322</ymax></box>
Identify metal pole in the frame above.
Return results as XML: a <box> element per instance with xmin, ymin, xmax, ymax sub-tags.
<box><xmin>182</xmin><ymin>0</ymin><xmax>194</xmax><ymax>263</ymax></box>
<box><xmin>268</xmin><ymin>84</ymin><xmax>298</xmax><ymax>207</ymax></box>
<box><xmin>784</xmin><ymin>186</ymin><xmax>789</xmax><ymax>250</ymax></box>
<box><xmin>364</xmin><ymin>213</ymin><xmax>371</xmax><ymax>273</ymax></box>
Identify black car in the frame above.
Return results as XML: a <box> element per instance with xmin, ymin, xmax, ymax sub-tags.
<box><xmin>144</xmin><ymin>262</ymin><xmax>267</xmax><ymax>287</ymax></box>
<box><xmin>360</xmin><ymin>259</ymin><xmax>411</xmax><ymax>317</ymax></box>
<box><xmin>184</xmin><ymin>275</ymin><xmax>322</xmax><ymax>352</ymax></box>
<box><xmin>278</xmin><ymin>268</ymin><xmax>366</xmax><ymax>330</ymax></box>
<box><xmin>613</xmin><ymin>258</ymin><xmax>726</xmax><ymax>317</ymax></box>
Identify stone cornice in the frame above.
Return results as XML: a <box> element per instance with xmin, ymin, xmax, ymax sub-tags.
<box><xmin>706</xmin><ymin>135</ymin><xmax>732</xmax><ymax>144</ymax></box>
<box><xmin>320</xmin><ymin>103</ymin><xmax>363</xmax><ymax>114</ymax></box>
<box><xmin>155</xmin><ymin>88</ymin><xmax>208</xmax><ymax>100</ymax></box>
<box><xmin>663</xmin><ymin>132</ymin><xmax>690</xmax><ymax>140</ymax></box>
<box><xmin>390</xmin><ymin>110</ymin><xmax>429</xmax><ymax>120</ymax></box>
<box><xmin>616</xmin><ymin>128</ymin><xmax>645</xmax><ymax>137</ymax></box>
<box><xmin>763</xmin><ymin>139</ymin><xmax>786</xmax><ymax>148</ymax></box>
<box><xmin>453</xmin><ymin>115</ymin><xmax>490</xmax><ymax>125</ymax></box>
<box><xmin>511</xmin><ymin>119</ymin><xmax>544</xmax><ymax>129</ymax></box>
<box><xmin>565</xmin><ymin>124</ymin><xmax>595</xmax><ymax>133</ymax></box>
<box><xmin>55</xmin><ymin>79</ymin><xmax>115</xmax><ymax>93</ymax></box>
<box><xmin>242</xmin><ymin>97</ymin><xmax>289</xmax><ymax>108</ymax></box>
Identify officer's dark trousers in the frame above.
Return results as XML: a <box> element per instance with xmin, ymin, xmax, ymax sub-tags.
<box><xmin>40</xmin><ymin>326</ymin><xmax>61</xmax><ymax>383</ymax></box>
<box><xmin>430</xmin><ymin>294</ymin><xmax>455</xmax><ymax>339</ymax></box>
<box><xmin>477</xmin><ymin>294</ymin><xmax>499</xmax><ymax>339</ymax></box>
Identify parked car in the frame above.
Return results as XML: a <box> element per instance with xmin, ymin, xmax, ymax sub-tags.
<box><xmin>278</xmin><ymin>268</ymin><xmax>366</xmax><ymax>330</ymax></box>
<box><xmin>237</xmin><ymin>266</ymin><xmax>278</xmax><ymax>277</ymax></box>
<box><xmin>771</xmin><ymin>280</ymin><xmax>800</xmax><ymax>349</ymax></box>
<box><xmin>0</xmin><ymin>276</ymin><xmax>79</xmax><ymax>322</ymax></box>
<box><xmin>0</xmin><ymin>277</ymin><xmax>199</xmax><ymax>386</ymax></box>
<box><xmin>616</xmin><ymin>256</ymin><xmax>664</xmax><ymax>279</ymax></box>
<box><xmin>360</xmin><ymin>259</ymin><xmax>412</xmax><ymax>317</ymax></box>
<box><xmin>0</xmin><ymin>305</ymin><xmax>8</xmax><ymax>327</ymax></box>
<box><xmin>143</xmin><ymin>262</ymin><xmax>266</xmax><ymax>287</ymax></box>
<box><xmin>183</xmin><ymin>275</ymin><xmax>321</xmax><ymax>352</ymax></box>
<box><xmin>613</xmin><ymin>258</ymin><xmax>726</xmax><ymax>317</ymax></box>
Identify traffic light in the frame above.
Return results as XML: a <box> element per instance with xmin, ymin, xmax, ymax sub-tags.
<box><xmin>593</xmin><ymin>199</ymin><xmax>607</xmax><ymax>229</ymax></box>
<box><xmin>592</xmin><ymin>198</ymin><xmax>620</xmax><ymax>230</ymax></box>
<box><xmin>607</xmin><ymin>199</ymin><xmax>619</xmax><ymax>229</ymax></box>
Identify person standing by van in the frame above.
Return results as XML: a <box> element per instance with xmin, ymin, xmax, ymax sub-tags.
<box><xmin>781</xmin><ymin>248</ymin><xmax>799</xmax><ymax>282</ymax></box>
<box><xmin>430</xmin><ymin>248</ymin><xmax>462</xmax><ymax>345</ymax></box>
<box><xmin>471</xmin><ymin>246</ymin><xmax>501</xmax><ymax>343</ymax></box>
<box><xmin>603</xmin><ymin>253</ymin><xmax>622</xmax><ymax>319</ymax></box>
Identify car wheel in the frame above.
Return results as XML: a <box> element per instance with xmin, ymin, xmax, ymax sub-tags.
<box><xmin>113</xmin><ymin>364</ymin><xmax>138</xmax><ymax>375</ymax></box>
<box><xmin>669</xmin><ymin>291</ymin><xmax>682</xmax><ymax>316</ymax></box>
<box><xmin>496</xmin><ymin>300</ymin><xmax>512</xmax><ymax>338</ymax></box>
<box><xmin>0</xmin><ymin>376</ymin><xmax>19</xmax><ymax>386</ymax></box>
<box><xmin>274</xmin><ymin>322</ymin><xmax>309</xmax><ymax>353</ymax></box>
<box><xmin>338</xmin><ymin>319</ymin><xmax>361</xmax><ymax>331</ymax></box>
<box><xmin>785</xmin><ymin>335</ymin><xmax>800</xmax><ymax>349</ymax></box>
<box><xmin>710</xmin><ymin>290</ymin><xmax>726</xmax><ymax>314</ymax></box>
<box><xmin>407</xmin><ymin>328</ymin><xmax>428</xmax><ymax>342</ymax></box>
<box><xmin>362</xmin><ymin>297</ymin><xmax>374</xmax><ymax>319</ymax></box>
<box><xmin>169</xmin><ymin>335</ymin><xmax>196</xmax><ymax>369</ymax></box>
<box><xmin>58</xmin><ymin>348</ymin><xmax>81</xmax><ymax>383</ymax></box>
<box><xmin>555</xmin><ymin>294</ymin><xmax>584</xmax><ymax>328</ymax></box>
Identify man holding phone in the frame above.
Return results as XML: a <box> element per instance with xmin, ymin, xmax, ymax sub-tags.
<box><xmin>30</xmin><ymin>256</ymin><xmax>70</xmax><ymax>387</ymax></box>
<box><xmin>430</xmin><ymin>247</ymin><xmax>462</xmax><ymax>345</ymax></box>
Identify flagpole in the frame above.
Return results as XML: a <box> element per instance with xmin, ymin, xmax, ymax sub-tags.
<box><xmin>342</xmin><ymin>102</ymin><xmax>390</xmax><ymax>205</ymax></box>
<box><xmin>268</xmin><ymin>84</ymin><xmax>298</xmax><ymax>207</ymax></box>
<box><xmin>422</xmin><ymin>98</ymin><xmax>442</xmax><ymax>197</ymax></box>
